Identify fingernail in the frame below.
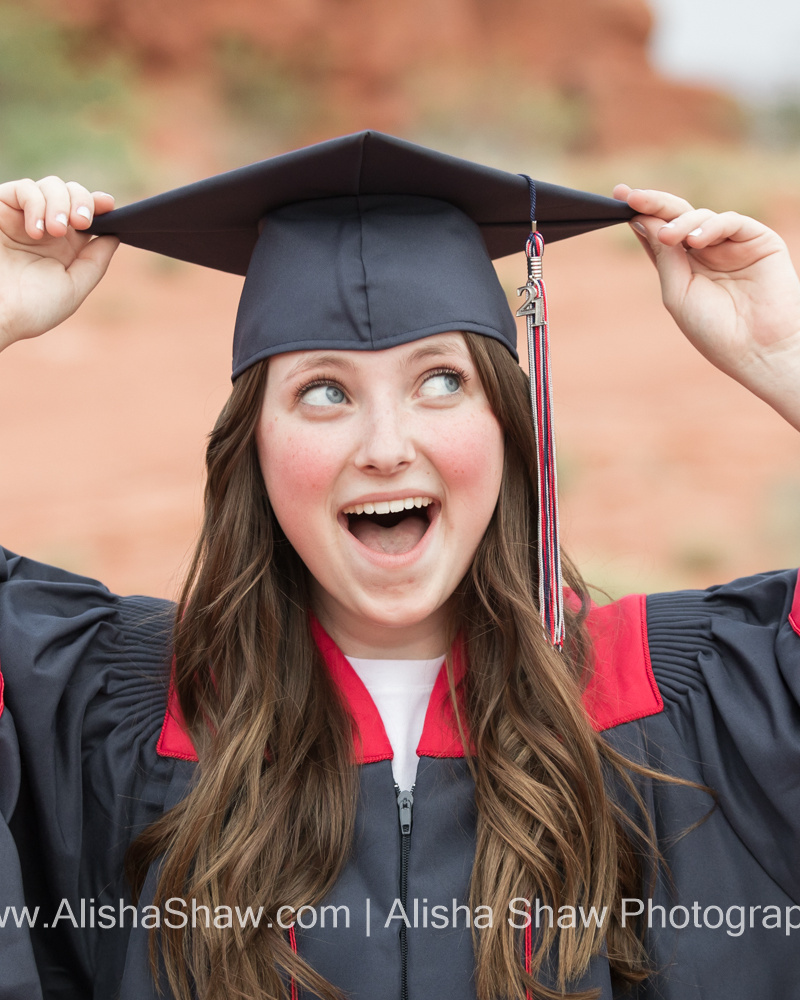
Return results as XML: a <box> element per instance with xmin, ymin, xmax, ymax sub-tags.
<box><xmin>630</xmin><ymin>221</ymin><xmax>647</xmax><ymax>236</ymax></box>
<box><xmin>661</xmin><ymin>221</ymin><xmax>676</xmax><ymax>229</ymax></box>
<box><xmin>688</xmin><ymin>227</ymin><xmax>703</xmax><ymax>237</ymax></box>
<box><xmin>35</xmin><ymin>219</ymin><xmax>45</xmax><ymax>231</ymax></box>
<box><xmin>55</xmin><ymin>212</ymin><xmax>68</xmax><ymax>227</ymax></box>
<box><xmin>96</xmin><ymin>192</ymin><xmax>114</xmax><ymax>201</ymax></box>
<box><xmin>76</xmin><ymin>206</ymin><xmax>92</xmax><ymax>221</ymax></box>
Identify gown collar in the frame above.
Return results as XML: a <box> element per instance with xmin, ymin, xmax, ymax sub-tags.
<box><xmin>157</xmin><ymin>616</ymin><xmax>468</xmax><ymax>763</ymax></box>
<box><xmin>157</xmin><ymin>595</ymin><xmax>663</xmax><ymax>761</ymax></box>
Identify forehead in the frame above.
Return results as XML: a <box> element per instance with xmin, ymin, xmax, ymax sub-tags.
<box><xmin>268</xmin><ymin>332</ymin><xmax>474</xmax><ymax>384</ymax></box>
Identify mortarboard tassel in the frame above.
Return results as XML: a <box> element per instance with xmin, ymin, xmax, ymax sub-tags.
<box><xmin>517</xmin><ymin>177</ymin><xmax>564</xmax><ymax>649</ymax></box>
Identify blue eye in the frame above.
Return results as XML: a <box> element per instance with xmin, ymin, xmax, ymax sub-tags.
<box><xmin>302</xmin><ymin>384</ymin><xmax>346</xmax><ymax>406</ymax></box>
<box><xmin>420</xmin><ymin>372</ymin><xmax>461</xmax><ymax>397</ymax></box>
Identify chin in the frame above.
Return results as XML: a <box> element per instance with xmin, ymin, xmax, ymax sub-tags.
<box><xmin>353</xmin><ymin>589</ymin><xmax>452</xmax><ymax>631</ymax></box>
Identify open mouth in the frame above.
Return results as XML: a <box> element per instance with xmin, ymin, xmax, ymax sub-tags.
<box><xmin>342</xmin><ymin>496</ymin><xmax>435</xmax><ymax>555</ymax></box>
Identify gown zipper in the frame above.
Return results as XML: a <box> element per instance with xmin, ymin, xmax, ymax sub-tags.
<box><xmin>395</xmin><ymin>783</ymin><xmax>414</xmax><ymax>1000</ymax></box>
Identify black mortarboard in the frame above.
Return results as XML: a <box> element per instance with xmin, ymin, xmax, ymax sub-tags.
<box><xmin>89</xmin><ymin>130</ymin><xmax>634</xmax><ymax>647</ymax></box>
<box><xmin>89</xmin><ymin>130</ymin><xmax>632</xmax><ymax>376</ymax></box>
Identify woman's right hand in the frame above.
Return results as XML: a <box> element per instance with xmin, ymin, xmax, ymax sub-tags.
<box><xmin>0</xmin><ymin>177</ymin><xmax>119</xmax><ymax>352</ymax></box>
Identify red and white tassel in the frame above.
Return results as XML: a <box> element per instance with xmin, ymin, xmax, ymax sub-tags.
<box><xmin>517</xmin><ymin>230</ymin><xmax>564</xmax><ymax>649</ymax></box>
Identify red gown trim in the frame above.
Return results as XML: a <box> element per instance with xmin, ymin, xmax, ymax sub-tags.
<box><xmin>156</xmin><ymin>594</ymin><xmax>663</xmax><ymax>762</ymax></box>
<box><xmin>789</xmin><ymin>570</ymin><xmax>800</xmax><ymax>637</ymax></box>
<box><xmin>582</xmin><ymin>594</ymin><xmax>663</xmax><ymax>731</ymax></box>
<box><xmin>155</xmin><ymin>679</ymin><xmax>196</xmax><ymax>761</ymax></box>
<box><xmin>309</xmin><ymin>615</ymin><xmax>392</xmax><ymax>764</ymax></box>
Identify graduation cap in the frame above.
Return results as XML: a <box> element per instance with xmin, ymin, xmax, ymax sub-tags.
<box><xmin>89</xmin><ymin>130</ymin><xmax>634</xmax><ymax>647</ymax></box>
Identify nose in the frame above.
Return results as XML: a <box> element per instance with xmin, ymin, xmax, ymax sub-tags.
<box><xmin>353</xmin><ymin>401</ymin><xmax>416</xmax><ymax>474</ymax></box>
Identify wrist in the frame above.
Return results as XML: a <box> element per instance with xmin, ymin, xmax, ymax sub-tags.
<box><xmin>733</xmin><ymin>335</ymin><xmax>800</xmax><ymax>431</ymax></box>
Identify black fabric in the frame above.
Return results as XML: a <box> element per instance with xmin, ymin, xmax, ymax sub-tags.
<box><xmin>627</xmin><ymin>571</ymin><xmax>800</xmax><ymax>998</ymax></box>
<box><xmin>86</xmin><ymin>131</ymin><xmax>634</xmax><ymax>377</ymax></box>
<box><xmin>1</xmin><ymin>550</ymin><xmax>799</xmax><ymax>998</ymax></box>
<box><xmin>648</xmin><ymin>573</ymin><xmax>800</xmax><ymax>901</ymax></box>
<box><xmin>0</xmin><ymin>697</ymin><xmax>43</xmax><ymax>999</ymax></box>
<box><xmin>0</xmin><ymin>548</ymin><xmax>176</xmax><ymax>998</ymax></box>
<box><xmin>232</xmin><ymin>195</ymin><xmax>519</xmax><ymax>376</ymax></box>
<box><xmin>87</xmin><ymin>131</ymin><xmax>634</xmax><ymax>270</ymax></box>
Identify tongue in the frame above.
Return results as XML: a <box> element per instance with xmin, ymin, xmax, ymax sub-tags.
<box><xmin>350</xmin><ymin>513</ymin><xmax>428</xmax><ymax>555</ymax></box>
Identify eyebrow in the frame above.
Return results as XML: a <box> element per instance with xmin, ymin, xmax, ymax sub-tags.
<box><xmin>280</xmin><ymin>337</ymin><xmax>470</xmax><ymax>385</ymax></box>
<box><xmin>402</xmin><ymin>340</ymin><xmax>470</xmax><ymax>367</ymax></box>
<box><xmin>281</xmin><ymin>353</ymin><xmax>360</xmax><ymax>383</ymax></box>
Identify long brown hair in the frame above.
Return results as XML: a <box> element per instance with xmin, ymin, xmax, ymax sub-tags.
<box><xmin>127</xmin><ymin>333</ymin><xmax>658</xmax><ymax>1000</ymax></box>
<box><xmin>458</xmin><ymin>334</ymin><xmax>654</xmax><ymax>997</ymax></box>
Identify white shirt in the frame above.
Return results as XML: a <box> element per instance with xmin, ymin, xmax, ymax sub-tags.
<box><xmin>346</xmin><ymin>655</ymin><xmax>445</xmax><ymax>791</ymax></box>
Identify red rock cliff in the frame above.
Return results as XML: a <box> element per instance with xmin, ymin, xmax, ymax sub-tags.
<box><xmin>42</xmin><ymin>0</ymin><xmax>738</xmax><ymax>154</ymax></box>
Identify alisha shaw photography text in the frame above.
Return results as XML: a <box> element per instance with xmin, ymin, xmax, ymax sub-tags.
<box><xmin>1</xmin><ymin>896</ymin><xmax>799</xmax><ymax>939</ymax></box>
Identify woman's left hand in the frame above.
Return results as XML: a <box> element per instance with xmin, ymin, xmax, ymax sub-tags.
<box><xmin>616</xmin><ymin>184</ymin><xmax>800</xmax><ymax>430</ymax></box>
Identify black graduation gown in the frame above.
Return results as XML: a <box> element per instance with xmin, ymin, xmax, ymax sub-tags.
<box><xmin>1</xmin><ymin>544</ymin><xmax>799</xmax><ymax>998</ymax></box>
<box><xmin>0</xmin><ymin>647</ymin><xmax>42</xmax><ymax>998</ymax></box>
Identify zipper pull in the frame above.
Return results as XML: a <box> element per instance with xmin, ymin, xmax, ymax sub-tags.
<box><xmin>396</xmin><ymin>787</ymin><xmax>414</xmax><ymax>836</ymax></box>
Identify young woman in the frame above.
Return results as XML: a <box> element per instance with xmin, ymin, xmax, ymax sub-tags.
<box><xmin>1</xmin><ymin>133</ymin><xmax>799</xmax><ymax>1000</ymax></box>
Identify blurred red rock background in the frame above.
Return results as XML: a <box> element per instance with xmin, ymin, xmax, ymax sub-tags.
<box><xmin>2</xmin><ymin>0</ymin><xmax>800</xmax><ymax>600</ymax></box>
<box><xmin>34</xmin><ymin>0</ymin><xmax>740</xmax><ymax>161</ymax></box>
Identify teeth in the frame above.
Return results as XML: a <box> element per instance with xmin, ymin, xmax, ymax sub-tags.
<box><xmin>342</xmin><ymin>496</ymin><xmax>434</xmax><ymax>515</ymax></box>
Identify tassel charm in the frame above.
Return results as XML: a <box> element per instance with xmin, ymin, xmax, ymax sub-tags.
<box><xmin>516</xmin><ymin>227</ymin><xmax>564</xmax><ymax>649</ymax></box>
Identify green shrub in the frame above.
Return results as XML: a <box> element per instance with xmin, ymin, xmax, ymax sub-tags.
<box><xmin>0</xmin><ymin>3</ymin><xmax>144</xmax><ymax>191</ymax></box>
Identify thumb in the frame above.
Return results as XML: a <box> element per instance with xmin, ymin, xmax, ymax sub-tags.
<box><xmin>65</xmin><ymin>235</ymin><xmax>120</xmax><ymax>302</ymax></box>
<box><xmin>629</xmin><ymin>217</ymin><xmax>692</xmax><ymax>315</ymax></box>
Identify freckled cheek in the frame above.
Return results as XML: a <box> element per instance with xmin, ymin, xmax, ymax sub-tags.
<box><xmin>257</xmin><ymin>425</ymin><xmax>342</xmax><ymax>525</ymax></box>
<box><xmin>427</xmin><ymin>412</ymin><xmax>504</xmax><ymax>492</ymax></box>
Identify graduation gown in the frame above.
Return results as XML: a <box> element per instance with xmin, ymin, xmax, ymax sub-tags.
<box><xmin>1</xmin><ymin>544</ymin><xmax>799</xmax><ymax>999</ymax></box>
